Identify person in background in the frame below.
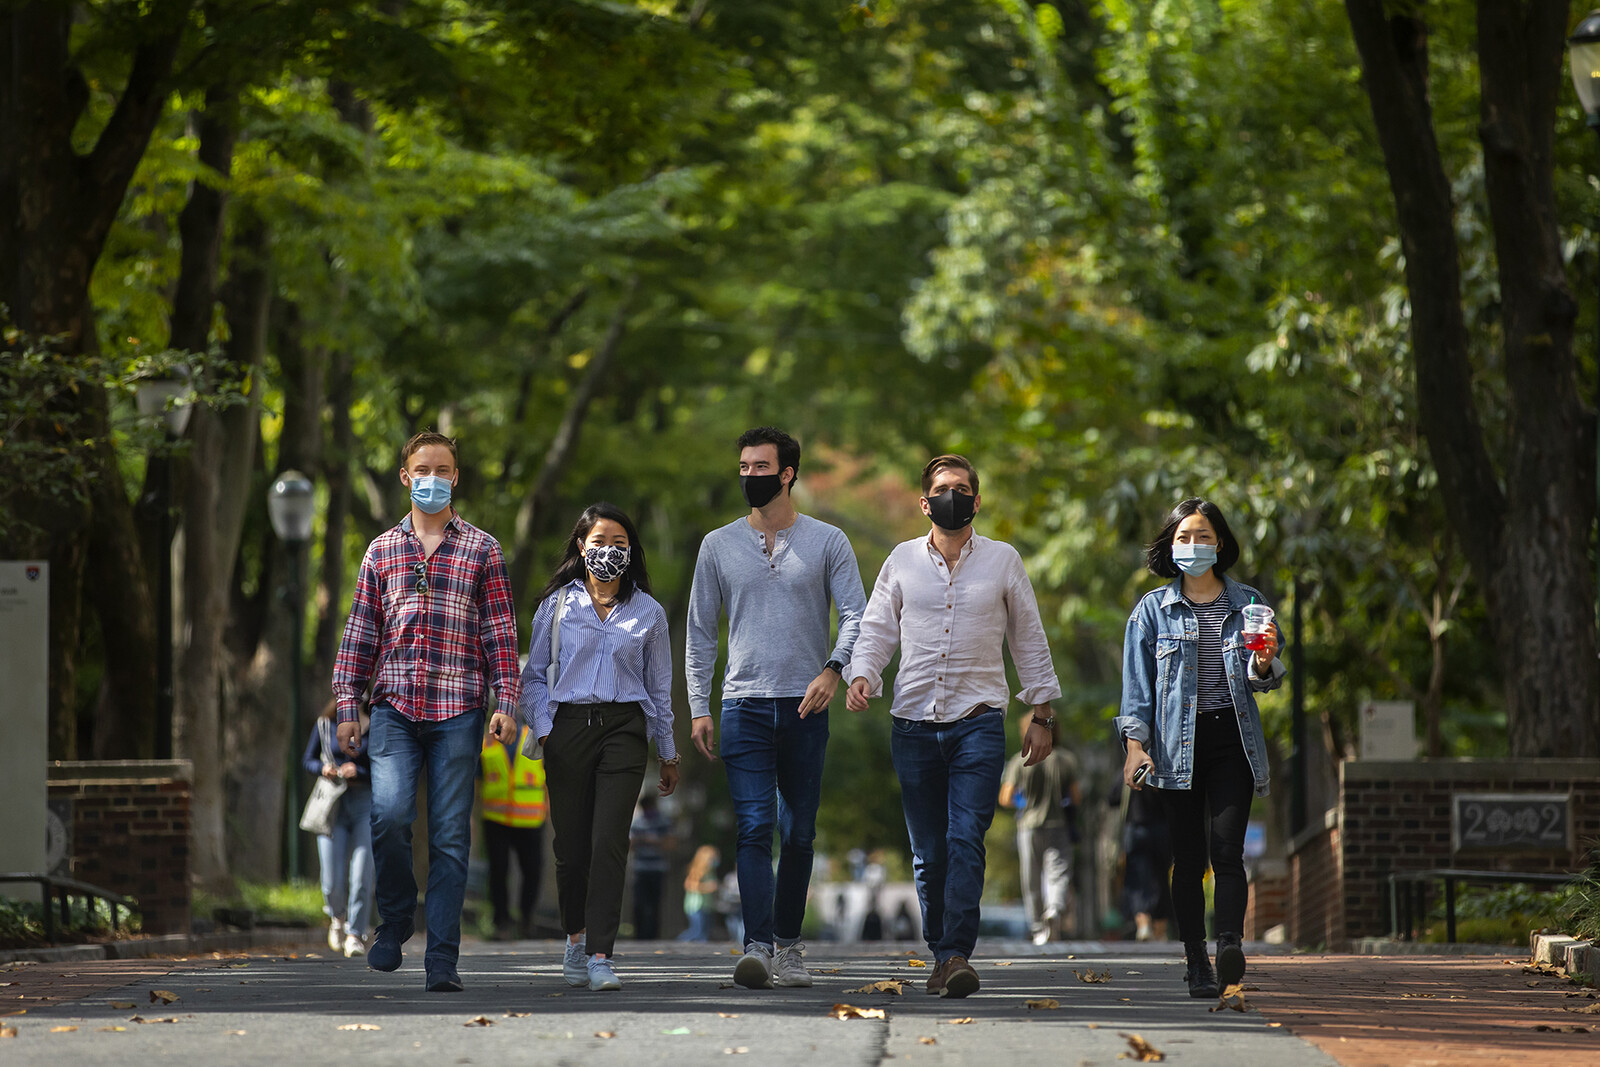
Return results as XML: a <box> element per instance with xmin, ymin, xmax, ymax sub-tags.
<box><xmin>1110</xmin><ymin>778</ymin><xmax>1172</xmax><ymax>942</ymax></box>
<box><xmin>629</xmin><ymin>793</ymin><xmax>674</xmax><ymax>940</ymax></box>
<box><xmin>1116</xmin><ymin>497</ymin><xmax>1284</xmax><ymax>998</ymax></box>
<box><xmin>479</xmin><ymin>716</ymin><xmax>547</xmax><ymax>940</ymax></box>
<box><xmin>520</xmin><ymin>503</ymin><xmax>679</xmax><ymax>992</ymax></box>
<box><xmin>303</xmin><ymin>700</ymin><xmax>373</xmax><ymax>959</ymax></box>
<box><xmin>680</xmin><ymin>845</ymin><xmax>721</xmax><ymax>942</ymax></box>
<box><xmin>999</xmin><ymin>712</ymin><xmax>1080</xmax><ymax>944</ymax></box>
<box><xmin>332</xmin><ymin>430</ymin><xmax>523</xmax><ymax>993</ymax></box>
<box><xmin>686</xmin><ymin>426</ymin><xmax>867</xmax><ymax>991</ymax></box>
<box><xmin>847</xmin><ymin>454</ymin><xmax>1062</xmax><ymax>1000</ymax></box>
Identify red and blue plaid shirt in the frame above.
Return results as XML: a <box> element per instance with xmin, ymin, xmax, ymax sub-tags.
<box><xmin>333</xmin><ymin>512</ymin><xmax>522</xmax><ymax>724</ymax></box>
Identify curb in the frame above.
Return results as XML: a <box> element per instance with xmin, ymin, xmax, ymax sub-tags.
<box><xmin>1530</xmin><ymin>931</ymin><xmax>1595</xmax><ymax>976</ymax></box>
<box><xmin>1349</xmin><ymin>937</ymin><xmax>1522</xmax><ymax>956</ymax></box>
<box><xmin>0</xmin><ymin>926</ymin><xmax>322</xmax><ymax>965</ymax></box>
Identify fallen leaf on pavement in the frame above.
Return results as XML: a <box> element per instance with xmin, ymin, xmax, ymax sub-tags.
<box><xmin>1210</xmin><ymin>984</ymin><xmax>1251</xmax><ymax>1013</ymax></box>
<box><xmin>1087</xmin><ymin>1023</ymin><xmax>1100</xmax><ymax>1029</ymax></box>
<box><xmin>1026</xmin><ymin>999</ymin><xmax>1060</xmax><ymax>1010</ymax></box>
<box><xmin>1534</xmin><ymin>1024</ymin><xmax>1590</xmax><ymax>1033</ymax></box>
<box><xmin>813</xmin><ymin>968</ymin><xmax>842</xmax><ymax>975</ymax></box>
<box><xmin>1074</xmin><ymin>969</ymin><xmax>1112</xmax><ymax>983</ymax></box>
<box><xmin>1568</xmin><ymin>1002</ymin><xmax>1600</xmax><ymax>1015</ymax></box>
<box><xmin>1528</xmin><ymin>981</ymin><xmax>1544</xmax><ymax>988</ymax></box>
<box><xmin>464</xmin><ymin>1016</ymin><xmax>495</xmax><ymax>1027</ymax></box>
<box><xmin>847</xmin><ymin>980</ymin><xmax>906</xmax><ymax>995</ymax></box>
<box><xmin>830</xmin><ymin>1003</ymin><xmax>887</xmax><ymax>1020</ymax></box>
<box><xmin>723</xmin><ymin>1047</ymin><xmax>749</xmax><ymax>1055</ymax></box>
<box><xmin>1267</xmin><ymin>1022</ymin><xmax>1282</xmax><ymax>1028</ymax></box>
<box><xmin>994</xmin><ymin>961</ymin><xmax>1013</xmax><ymax>967</ymax></box>
<box><xmin>109</xmin><ymin>1001</ymin><xmax>135</xmax><ymax>1009</ymax></box>
<box><xmin>718</xmin><ymin>982</ymin><xmax>737</xmax><ymax>989</ymax></box>
<box><xmin>595</xmin><ymin>1031</ymin><xmax>616</xmax><ymax>1039</ymax></box>
<box><xmin>905</xmin><ymin>959</ymin><xmax>928</xmax><ymax>968</ymax></box>
<box><xmin>1117</xmin><ymin>1032</ymin><xmax>1165</xmax><ymax>1062</ymax></box>
<box><xmin>662</xmin><ymin>1027</ymin><xmax>692</xmax><ymax>1035</ymax></box>
<box><xmin>546</xmin><ymin>992</ymin><xmax>565</xmax><ymax>997</ymax></box>
<box><xmin>503</xmin><ymin>1011</ymin><xmax>531</xmax><ymax>1018</ymax></box>
<box><xmin>730</xmin><ymin>947</ymin><xmax>741</xmax><ymax>955</ymax></box>
<box><xmin>1126</xmin><ymin>971</ymin><xmax>1142</xmax><ymax>975</ymax></box>
<box><xmin>1</xmin><ymin>1026</ymin><xmax>16</xmax><ymax>1038</ymax></box>
<box><xmin>919</xmin><ymin>1036</ymin><xmax>937</xmax><ymax>1045</ymax></box>
<box><xmin>945</xmin><ymin>1017</ymin><xmax>975</xmax><ymax>1025</ymax></box>
<box><xmin>49</xmin><ymin>1026</ymin><xmax>76</xmax><ymax>1033</ymax></box>
<box><xmin>336</xmin><ymin>1023</ymin><xmax>381</xmax><ymax>1031</ymax></box>
<box><xmin>131</xmin><ymin>1016</ymin><xmax>180</xmax><ymax>1025</ymax></box>
<box><xmin>717</xmin><ymin>1012</ymin><xmax>740</xmax><ymax>1018</ymax></box>
<box><xmin>0</xmin><ymin>983</ymin><xmax>11</xmax><ymax>987</ymax></box>
<box><xmin>149</xmin><ymin>990</ymin><xmax>180</xmax><ymax>1004</ymax></box>
<box><xmin>98</xmin><ymin>1026</ymin><xmax>126</xmax><ymax>1032</ymax></box>
<box><xmin>907</xmin><ymin>951</ymin><xmax>920</xmax><ymax>957</ymax></box>
<box><xmin>1400</xmin><ymin>992</ymin><xmax>1436</xmax><ymax>999</ymax></box>
<box><xmin>193</xmin><ymin>988</ymin><xmax>211</xmax><ymax>993</ymax></box>
<box><xmin>225</xmin><ymin>1030</ymin><xmax>247</xmax><ymax>1035</ymax></box>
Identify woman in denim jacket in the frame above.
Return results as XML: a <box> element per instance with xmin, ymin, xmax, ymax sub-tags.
<box><xmin>1115</xmin><ymin>498</ymin><xmax>1285</xmax><ymax>999</ymax></box>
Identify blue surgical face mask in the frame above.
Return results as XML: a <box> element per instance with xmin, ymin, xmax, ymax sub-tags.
<box><xmin>1171</xmin><ymin>542</ymin><xmax>1218</xmax><ymax>577</ymax></box>
<box><xmin>409</xmin><ymin>474</ymin><xmax>453</xmax><ymax>515</ymax></box>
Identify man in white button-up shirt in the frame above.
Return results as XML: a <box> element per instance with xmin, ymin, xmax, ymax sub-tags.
<box><xmin>846</xmin><ymin>454</ymin><xmax>1061</xmax><ymax>1000</ymax></box>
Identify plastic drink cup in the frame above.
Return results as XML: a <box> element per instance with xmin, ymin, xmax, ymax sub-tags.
<box><xmin>1241</xmin><ymin>604</ymin><xmax>1274</xmax><ymax>651</ymax></box>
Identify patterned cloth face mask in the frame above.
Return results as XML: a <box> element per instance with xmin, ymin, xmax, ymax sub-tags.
<box><xmin>584</xmin><ymin>544</ymin><xmax>631</xmax><ymax>583</ymax></box>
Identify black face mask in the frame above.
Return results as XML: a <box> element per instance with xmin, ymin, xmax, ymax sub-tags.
<box><xmin>740</xmin><ymin>473</ymin><xmax>784</xmax><ymax>508</ymax></box>
<box><xmin>926</xmin><ymin>490</ymin><xmax>976</xmax><ymax>530</ymax></box>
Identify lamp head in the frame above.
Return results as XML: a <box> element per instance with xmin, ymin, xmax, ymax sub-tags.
<box><xmin>1570</xmin><ymin>10</ymin><xmax>1600</xmax><ymax>122</ymax></box>
<box><xmin>267</xmin><ymin>470</ymin><xmax>316</xmax><ymax>544</ymax></box>
<box><xmin>134</xmin><ymin>368</ymin><xmax>193</xmax><ymax>436</ymax></box>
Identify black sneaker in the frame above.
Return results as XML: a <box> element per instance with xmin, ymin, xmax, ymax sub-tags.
<box><xmin>425</xmin><ymin>967</ymin><xmax>464</xmax><ymax>992</ymax></box>
<box><xmin>1183</xmin><ymin>942</ymin><xmax>1218</xmax><ymax>999</ymax></box>
<box><xmin>1215</xmin><ymin>933</ymin><xmax>1246</xmax><ymax>989</ymax></box>
<box><xmin>367</xmin><ymin>922</ymin><xmax>412</xmax><ymax>973</ymax></box>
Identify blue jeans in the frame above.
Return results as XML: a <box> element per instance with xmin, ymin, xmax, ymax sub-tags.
<box><xmin>890</xmin><ymin>712</ymin><xmax>1005</xmax><ymax>963</ymax></box>
<box><xmin>317</xmin><ymin>785</ymin><xmax>374</xmax><ymax>938</ymax></box>
<box><xmin>369</xmin><ymin>703</ymin><xmax>482</xmax><ymax>972</ymax></box>
<box><xmin>719</xmin><ymin>697</ymin><xmax>828</xmax><ymax>947</ymax></box>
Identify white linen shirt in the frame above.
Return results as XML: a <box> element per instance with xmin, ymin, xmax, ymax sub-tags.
<box><xmin>849</xmin><ymin>532</ymin><xmax>1062</xmax><ymax>721</ymax></box>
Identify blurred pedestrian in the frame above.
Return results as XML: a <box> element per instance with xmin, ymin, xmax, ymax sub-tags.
<box><xmin>686</xmin><ymin>426</ymin><xmax>866</xmax><ymax>990</ymax></box>
<box><xmin>847</xmin><ymin>454</ymin><xmax>1062</xmax><ymax>999</ymax></box>
<box><xmin>479</xmin><ymin>718</ymin><xmax>547</xmax><ymax>940</ymax></box>
<box><xmin>680</xmin><ymin>844</ymin><xmax>721</xmax><ymax>942</ymax></box>
<box><xmin>628</xmin><ymin>794</ymin><xmax>673</xmax><ymax>940</ymax></box>
<box><xmin>999</xmin><ymin>713</ymin><xmax>1080</xmax><ymax>944</ymax></box>
<box><xmin>1113</xmin><ymin>781</ymin><xmax>1172</xmax><ymax>942</ymax></box>
<box><xmin>303</xmin><ymin>700</ymin><xmax>372</xmax><ymax>958</ymax></box>
<box><xmin>332</xmin><ymin>430</ymin><xmax>523</xmax><ymax>993</ymax></box>
<box><xmin>520</xmin><ymin>503</ymin><xmax>679</xmax><ymax>992</ymax></box>
<box><xmin>1116</xmin><ymin>498</ymin><xmax>1284</xmax><ymax>998</ymax></box>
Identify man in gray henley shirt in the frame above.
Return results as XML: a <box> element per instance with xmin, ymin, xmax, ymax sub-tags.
<box><xmin>686</xmin><ymin>426</ymin><xmax>866</xmax><ymax>991</ymax></box>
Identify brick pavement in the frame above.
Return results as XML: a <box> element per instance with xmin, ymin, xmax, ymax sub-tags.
<box><xmin>1251</xmin><ymin>955</ymin><xmax>1600</xmax><ymax>1066</ymax></box>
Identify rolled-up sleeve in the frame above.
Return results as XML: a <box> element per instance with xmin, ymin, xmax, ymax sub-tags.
<box><xmin>1248</xmin><ymin>623</ymin><xmax>1288</xmax><ymax>691</ymax></box>
<box><xmin>848</xmin><ymin>555</ymin><xmax>902</xmax><ymax>696</ymax></box>
<box><xmin>1003</xmin><ymin>553</ymin><xmax>1062</xmax><ymax>706</ymax></box>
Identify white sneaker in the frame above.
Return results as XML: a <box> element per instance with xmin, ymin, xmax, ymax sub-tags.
<box><xmin>343</xmin><ymin>933</ymin><xmax>366</xmax><ymax>958</ymax></box>
<box><xmin>733</xmin><ymin>943</ymin><xmax>774</xmax><ymax>989</ymax></box>
<box><xmin>587</xmin><ymin>956</ymin><xmax>622</xmax><ymax>991</ymax></box>
<box><xmin>773</xmin><ymin>941</ymin><xmax>813</xmax><ymax>988</ymax></box>
<box><xmin>563</xmin><ymin>939</ymin><xmax>589</xmax><ymax>987</ymax></box>
<box><xmin>327</xmin><ymin>917</ymin><xmax>344</xmax><ymax>951</ymax></box>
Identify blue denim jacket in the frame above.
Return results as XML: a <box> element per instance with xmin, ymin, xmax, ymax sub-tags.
<box><xmin>1114</xmin><ymin>576</ymin><xmax>1286</xmax><ymax>797</ymax></box>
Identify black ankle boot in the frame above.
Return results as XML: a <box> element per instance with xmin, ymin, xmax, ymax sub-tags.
<box><xmin>1215</xmin><ymin>932</ymin><xmax>1246</xmax><ymax>988</ymax></box>
<box><xmin>1183</xmin><ymin>941</ymin><xmax>1218</xmax><ymax>999</ymax></box>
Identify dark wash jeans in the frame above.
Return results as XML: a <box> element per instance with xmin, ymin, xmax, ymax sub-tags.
<box><xmin>890</xmin><ymin>711</ymin><xmax>1005</xmax><ymax>964</ymax></box>
<box><xmin>719</xmin><ymin>697</ymin><xmax>828</xmax><ymax>948</ymax></box>
<box><xmin>369</xmin><ymin>702</ymin><xmax>483</xmax><ymax>973</ymax></box>
<box><xmin>1158</xmin><ymin>709</ymin><xmax>1255</xmax><ymax>943</ymax></box>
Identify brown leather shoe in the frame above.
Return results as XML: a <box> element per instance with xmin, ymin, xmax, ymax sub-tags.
<box><xmin>925</xmin><ymin>957</ymin><xmax>947</xmax><ymax>995</ymax></box>
<box><xmin>939</xmin><ymin>956</ymin><xmax>979</xmax><ymax>999</ymax></box>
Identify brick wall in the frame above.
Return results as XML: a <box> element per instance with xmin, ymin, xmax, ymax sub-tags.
<box><xmin>47</xmin><ymin>761</ymin><xmax>192</xmax><ymax>935</ymax></box>
<box><xmin>1282</xmin><ymin>759</ymin><xmax>1600</xmax><ymax>949</ymax></box>
<box><xmin>1244</xmin><ymin>859</ymin><xmax>1289</xmax><ymax>939</ymax></box>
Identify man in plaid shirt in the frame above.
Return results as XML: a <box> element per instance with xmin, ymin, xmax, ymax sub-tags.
<box><xmin>333</xmin><ymin>431</ymin><xmax>522</xmax><ymax>992</ymax></box>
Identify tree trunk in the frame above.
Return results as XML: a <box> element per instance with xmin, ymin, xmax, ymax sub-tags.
<box><xmin>1344</xmin><ymin>0</ymin><xmax>1600</xmax><ymax>756</ymax></box>
<box><xmin>311</xmin><ymin>347</ymin><xmax>355</xmax><ymax>705</ymax></box>
<box><xmin>508</xmin><ymin>278</ymin><xmax>639</xmax><ymax>597</ymax></box>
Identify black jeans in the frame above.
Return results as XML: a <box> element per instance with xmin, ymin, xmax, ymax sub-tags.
<box><xmin>482</xmin><ymin>819</ymin><xmax>543</xmax><ymax>929</ymax></box>
<box><xmin>631</xmin><ymin>869</ymin><xmax>665</xmax><ymax>940</ymax></box>
<box><xmin>543</xmin><ymin>701</ymin><xmax>647</xmax><ymax>959</ymax></box>
<box><xmin>1158</xmin><ymin>710</ymin><xmax>1255</xmax><ymax>943</ymax></box>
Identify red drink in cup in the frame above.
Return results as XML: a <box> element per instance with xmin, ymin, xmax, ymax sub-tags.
<box><xmin>1241</xmin><ymin>604</ymin><xmax>1274</xmax><ymax>651</ymax></box>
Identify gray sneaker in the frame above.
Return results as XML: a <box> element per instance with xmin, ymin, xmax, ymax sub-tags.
<box><xmin>588</xmin><ymin>955</ymin><xmax>622</xmax><ymax>991</ymax></box>
<box><xmin>563</xmin><ymin>938</ymin><xmax>589</xmax><ymax>987</ymax></box>
<box><xmin>734</xmin><ymin>943</ymin><xmax>775</xmax><ymax>989</ymax></box>
<box><xmin>772</xmin><ymin>941</ymin><xmax>813</xmax><ymax>988</ymax></box>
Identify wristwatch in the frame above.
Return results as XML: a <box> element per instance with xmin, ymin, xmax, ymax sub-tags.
<box><xmin>659</xmin><ymin>756</ymin><xmax>682</xmax><ymax>767</ymax></box>
<box><xmin>1030</xmin><ymin>713</ymin><xmax>1056</xmax><ymax>729</ymax></box>
<box><xmin>824</xmin><ymin>658</ymin><xmax>846</xmax><ymax>676</ymax></box>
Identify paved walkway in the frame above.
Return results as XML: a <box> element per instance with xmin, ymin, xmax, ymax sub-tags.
<box><xmin>0</xmin><ymin>940</ymin><xmax>1592</xmax><ymax>1064</ymax></box>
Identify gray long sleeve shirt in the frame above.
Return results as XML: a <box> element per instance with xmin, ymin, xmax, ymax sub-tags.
<box><xmin>685</xmin><ymin>513</ymin><xmax>867</xmax><ymax>719</ymax></box>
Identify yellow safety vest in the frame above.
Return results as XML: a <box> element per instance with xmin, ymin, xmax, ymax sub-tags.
<box><xmin>481</xmin><ymin>728</ymin><xmax>548</xmax><ymax>828</ymax></box>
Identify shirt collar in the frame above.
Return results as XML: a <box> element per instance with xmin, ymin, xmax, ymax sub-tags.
<box><xmin>1160</xmin><ymin>574</ymin><xmax>1242</xmax><ymax>610</ymax></box>
<box><xmin>399</xmin><ymin>510</ymin><xmax>464</xmax><ymax>537</ymax></box>
<box><xmin>924</xmin><ymin>530</ymin><xmax>978</xmax><ymax>560</ymax></box>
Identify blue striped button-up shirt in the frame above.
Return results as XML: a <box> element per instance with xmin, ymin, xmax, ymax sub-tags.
<box><xmin>517</xmin><ymin>581</ymin><xmax>676</xmax><ymax>760</ymax></box>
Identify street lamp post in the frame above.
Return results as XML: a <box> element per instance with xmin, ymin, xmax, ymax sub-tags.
<box><xmin>268</xmin><ymin>470</ymin><xmax>316</xmax><ymax>881</ymax></box>
<box><xmin>135</xmin><ymin>373</ymin><xmax>193</xmax><ymax>760</ymax></box>
<box><xmin>1571</xmin><ymin>10</ymin><xmax>1600</xmax><ymax>639</ymax></box>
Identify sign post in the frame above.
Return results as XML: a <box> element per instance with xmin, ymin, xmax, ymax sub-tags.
<box><xmin>0</xmin><ymin>562</ymin><xmax>49</xmax><ymax>901</ymax></box>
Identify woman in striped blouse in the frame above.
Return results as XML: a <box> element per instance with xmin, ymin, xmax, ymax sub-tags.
<box><xmin>519</xmin><ymin>503</ymin><xmax>680</xmax><ymax>993</ymax></box>
<box><xmin>1114</xmin><ymin>498</ymin><xmax>1285</xmax><ymax>1000</ymax></box>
